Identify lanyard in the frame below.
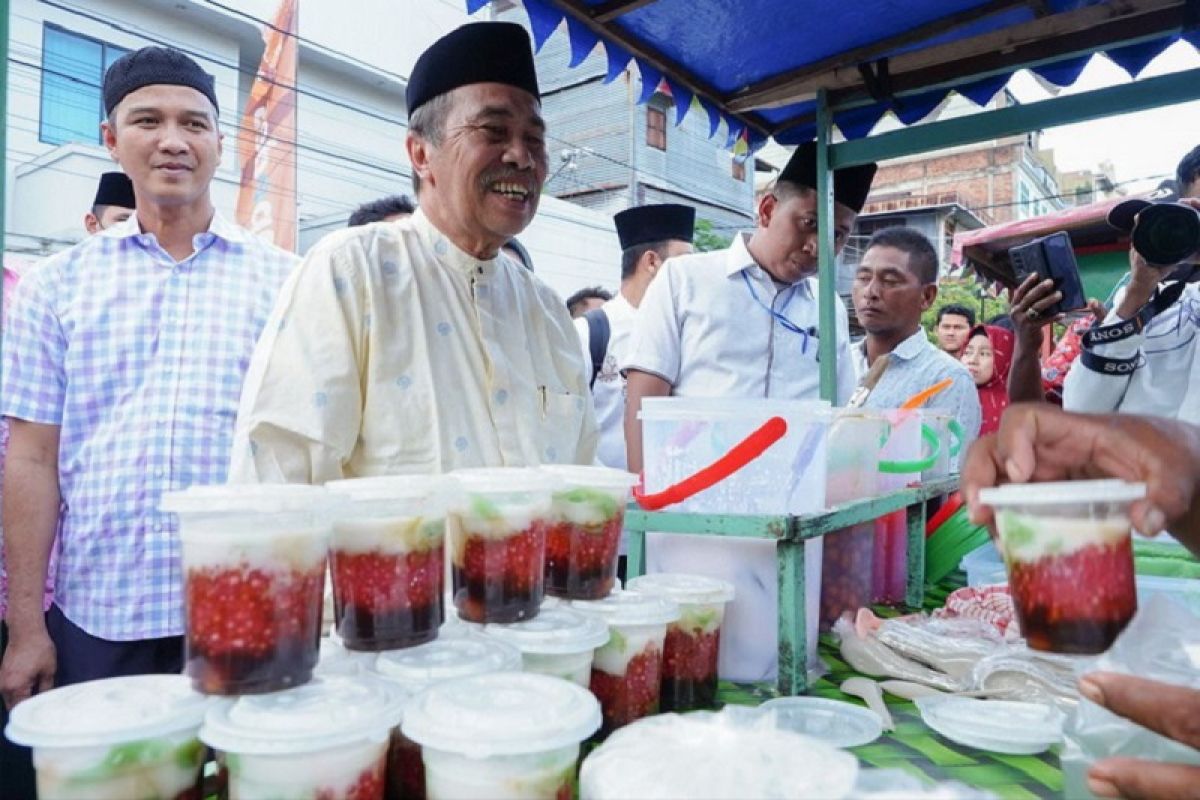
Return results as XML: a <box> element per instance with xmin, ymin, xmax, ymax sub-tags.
<box><xmin>741</xmin><ymin>270</ymin><xmax>817</xmax><ymax>354</ymax></box>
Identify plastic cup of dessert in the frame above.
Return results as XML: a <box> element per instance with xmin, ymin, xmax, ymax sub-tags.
<box><xmin>446</xmin><ymin>468</ymin><xmax>557</xmax><ymax>623</ymax></box>
<box><xmin>625</xmin><ymin>573</ymin><xmax>735</xmax><ymax>712</ymax></box>
<box><xmin>483</xmin><ymin>606</ymin><xmax>611</xmax><ymax>685</ymax></box>
<box><xmin>162</xmin><ymin>484</ymin><xmax>332</xmax><ymax>695</ymax></box>
<box><xmin>538</xmin><ymin>465</ymin><xmax>638</xmax><ymax>601</ymax></box>
<box><xmin>5</xmin><ymin>674</ymin><xmax>211</xmax><ymax>800</ymax></box>
<box><xmin>570</xmin><ymin>591</ymin><xmax>680</xmax><ymax>735</ymax></box>
<box><xmin>403</xmin><ymin>671</ymin><xmax>601</xmax><ymax>800</ymax></box>
<box><xmin>978</xmin><ymin>479</ymin><xmax>1146</xmax><ymax>654</ymax></box>
<box><xmin>200</xmin><ymin>674</ymin><xmax>403</xmax><ymax>799</ymax></box>
<box><xmin>325</xmin><ymin>475</ymin><xmax>458</xmax><ymax>651</ymax></box>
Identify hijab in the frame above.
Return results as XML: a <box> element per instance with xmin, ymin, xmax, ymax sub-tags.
<box><xmin>968</xmin><ymin>324</ymin><xmax>1015</xmax><ymax>436</ymax></box>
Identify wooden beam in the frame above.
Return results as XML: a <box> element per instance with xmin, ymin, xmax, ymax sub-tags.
<box><xmin>589</xmin><ymin>0</ymin><xmax>659</xmax><ymax>24</ymax></box>
<box><xmin>729</xmin><ymin>0</ymin><xmax>1182</xmax><ymax>112</ymax></box>
<box><xmin>725</xmin><ymin>0</ymin><xmax>1034</xmax><ymax>112</ymax></box>
<box><xmin>550</xmin><ymin>0</ymin><xmax>771</xmax><ymax>137</ymax></box>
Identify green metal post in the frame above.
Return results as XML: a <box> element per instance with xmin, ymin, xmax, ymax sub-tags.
<box><xmin>776</xmin><ymin>539</ymin><xmax>808</xmax><ymax>695</ymax></box>
<box><xmin>815</xmin><ymin>89</ymin><xmax>837</xmax><ymax>401</ymax></box>
<box><xmin>626</xmin><ymin>521</ymin><xmax>646</xmax><ymax>580</ymax></box>
<box><xmin>905</xmin><ymin>499</ymin><xmax>926</xmax><ymax>608</ymax></box>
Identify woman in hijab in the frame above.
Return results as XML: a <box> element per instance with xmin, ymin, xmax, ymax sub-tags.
<box><xmin>962</xmin><ymin>324</ymin><xmax>1015</xmax><ymax>436</ymax></box>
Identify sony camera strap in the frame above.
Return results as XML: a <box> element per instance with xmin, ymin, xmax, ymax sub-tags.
<box><xmin>1079</xmin><ymin>275</ymin><xmax>1193</xmax><ymax>374</ymax></box>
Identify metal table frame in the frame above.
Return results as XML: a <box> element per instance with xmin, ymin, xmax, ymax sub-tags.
<box><xmin>624</xmin><ymin>475</ymin><xmax>960</xmax><ymax>695</ymax></box>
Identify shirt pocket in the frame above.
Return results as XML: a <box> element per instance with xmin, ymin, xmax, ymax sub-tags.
<box><xmin>537</xmin><ymin>386</ymin><xmax>587</xmax><ymax>464</ymax></box>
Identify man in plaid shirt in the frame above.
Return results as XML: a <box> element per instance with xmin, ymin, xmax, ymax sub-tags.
<box><xmin>0</xmin><ymin>47</ymin><xmax>297</xmax><ymax>716</ymax></box>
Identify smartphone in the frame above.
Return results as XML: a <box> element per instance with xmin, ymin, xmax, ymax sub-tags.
<box><xmin>1007</xmin><ymin>231</ymin><xmax>1087</xmax><ymax>317</ymax></box>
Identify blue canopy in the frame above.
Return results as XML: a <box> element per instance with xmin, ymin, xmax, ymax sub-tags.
<box><xmin>467</xmin><ymin>0</ymin><xmax>1200</xmax><ymax>151</ymax></box>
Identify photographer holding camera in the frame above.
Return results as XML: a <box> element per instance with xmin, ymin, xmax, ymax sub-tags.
<box><xmin>1059</xmin><ymin>145</ymin><xmax>1200</xmax><ymax>422</ymax></box>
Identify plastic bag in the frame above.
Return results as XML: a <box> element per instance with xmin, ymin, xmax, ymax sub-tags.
<box><xmin>1060</xmin><ymin>595</ymin><xmax>1200</xmax><ymax>798</ymax></box>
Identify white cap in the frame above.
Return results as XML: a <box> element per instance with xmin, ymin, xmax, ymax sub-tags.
<box><xmin>161</xmin><ymin>483</ymin><xmax>329</xmax><ymax>515</ymax></box>
<box><xmin>6</xmin><ymin>675</ymin><xmax>210</xmax><ymax>749</ymax></box>
<box><xmin>483</xmin><ymin>607</ymin><xmax>610</xmax><ymax>655</ymax></box>
<box><xmin>626</xmin><ymin>573</ymin><xmax>735</xmax><ymax>605</ymax></box>
<box><xmin>372</xmin><ymin>631</ymin><xmax>521</xmax><ymax>690</ymax></box>
<box><xmin>538</xmin><ymin>465</ymin><xmax>638</xmax><ymax>491</ymax></box>
<box><xmin>978</xmin><ymin>479</ymin><xmax>1146</xmax><ymax>507</ymax></box>
<box><xmin>325</xmin><ymin>474</ymin><xmax>459</xmax><ymax>516</ymax></box>
<box><xmin>403</xmin><ymin>672</ymin><xmax>600</xmax><ymax>758</ymax></box>
<box><xmin>449</xmin><ymin>467</ymin><xmax>558</xmax><ymax>495</ymax></box>
<box><xmin>570</xmin><ymin>590</ymin><xmax>680</xmax><ymax>627</ymax></box>
<box><xmin>200</xmin><ymin>675</ymin><xmax>401</xmax><ymax>755</ymax></box>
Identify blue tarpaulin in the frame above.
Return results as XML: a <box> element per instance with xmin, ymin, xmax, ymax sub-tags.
<box><xmin>467</xmin><ymin>0</ymin><xmax>1200</xmax><ymax>151</ymax></box>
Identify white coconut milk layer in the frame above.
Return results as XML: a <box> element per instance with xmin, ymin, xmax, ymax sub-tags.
<box><xmin>996</xmin><ymin>512</ymin><xmax>1131</xmax><ymax>563</ymax></box>
<box><xmin>423</xmin><ymin>743</ymin><xmax>577</xmax><ymax>800</ymax></box>
<box><xmin>182</xmin><ymin>529</ymin><xmax>328</xmax><ymax>572</ymax></box>
<box><xmin>331</xmin><ymin>517</ymin><xmax>444</xmax><ymax>555</ymax></box>
<box><xmin>225</xmin><ymin>740</ymin><xmax>387</xmax><ymax>800</ymax></box>
<box><xmin>591</xmin><ymin>624</ymin><xmax>667</xmax><ymax>676</ymax></box>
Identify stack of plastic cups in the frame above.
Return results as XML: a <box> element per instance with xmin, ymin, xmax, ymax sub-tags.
<box><xmin>324</xmin><ymin>475</ymin><xmax>456</xmax><ymax>651</ymax></box>
<box><xmin>626</xmin><ymin>573</ymin><xmax>735</xmax><ymax>712</ymax></box>
<box><xmin>199</xmin><ymin>674</ymin><xmax>405</xmax><ymax>799</ymax></box>
<box><xmin>371</xmin><ymin>631</ymin><xmax>522</xmax><ymax>800</ymax></box>
<box><xmin>538</xmin><ymin>465</ymin><xmax>639</xmax><ymax>600</ymax></box>
<box><xmin>402</xmin><ymin>672</ymin><xmax>601</xmax><ymax>800</ymax></box>
<box><xmin>5</xmin><ymin>675</ymin><xmax>211</xmax><ymax>800</ymax></box>
<box><xmin>483</xmin><ymin>607</ymin><xmax>611</xmax><ymax>685</ymax></box>
<box><xmin>570</xmin><ymin>591</ymin><xmax>680</xmax><ymax>736</ymax></box>
<box><xmin>162</xmin><ymin>484</ymin><xmax>332</xmax><ymax>695</ymax></box>
<box><xmin>447</xmin><ymin>468</ymin><xmax>557</xmax><ymax>623</ymax></box>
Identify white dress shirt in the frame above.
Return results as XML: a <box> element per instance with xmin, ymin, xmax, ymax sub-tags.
<box><xmin>574</xmin><ymin>292</ymin><xmax>636</xmax><ymax>471</ymax></box>
<box><xmin>230</xmin><ymin>209</ymin><xmax>598</xmax><ymax>483</ymax></box>
<box><xmin>1063</xmin><ymin>282</ymin><xmax>1199</xmax><ymax>423</ymax></box>
<box><xmin>622</xmin><ymin>232</ymin><xmax>857</xmax><ymax>404</ymax></box>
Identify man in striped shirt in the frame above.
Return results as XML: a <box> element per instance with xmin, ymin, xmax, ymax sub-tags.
<box><xmin>0</xmin><ymin>46</ymin><xmax>297</xmax><ymax>712</ymax></box>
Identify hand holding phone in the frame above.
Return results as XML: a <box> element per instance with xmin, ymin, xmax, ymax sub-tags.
<box><xmin>1008</xmin><ymin>231</ymin><xmax>1087</xmax><ymax>318</ymax></box>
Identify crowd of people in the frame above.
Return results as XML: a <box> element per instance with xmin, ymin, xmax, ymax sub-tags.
<box><xmin>0</xmin><ymin>17</ymin><xmax>1197</xmax><ymax>800</ymax></box>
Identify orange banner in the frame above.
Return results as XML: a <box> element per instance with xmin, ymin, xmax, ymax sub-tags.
<box><xmin>236</xmin><ymin>0</ymin><xmax>298</xmax><ymax>251</ymax></box>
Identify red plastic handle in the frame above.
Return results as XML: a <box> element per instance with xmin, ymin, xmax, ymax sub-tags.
<box><xmin>633</xmin><ymin>416</ymin><xmax>788</xmax><ymax>511</ymax></box>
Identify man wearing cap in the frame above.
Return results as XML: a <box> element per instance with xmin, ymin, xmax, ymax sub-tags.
<box><xmin>0</xmin><ymin>46</ymin><xmax>298</xmax><ymax>713</ymax></box>
<box><xmin>84</xmin><ymin>171</ymin><xmax>136</xmax><ymax>234</ymax></box>
<box><xmin>1062</xmin><ymin>145</ymin><xmax>1200</xmax><ymax>422</ymax></box>
<box><xmin>230</xmin><ymin>22</ymin><xmax>596</xmax><ymax>483</ymax></box>
<box><xmin>577</xmin><ymin>203</ymin><xmax>695</xmax><ymax>471</ymax></box>
<box><xmin>623</xmin><ymin>142</ymin><xmax>875</xmax><ymax>473</ymax></box>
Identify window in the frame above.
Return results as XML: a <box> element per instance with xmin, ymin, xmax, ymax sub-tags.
<box><xmin>731</xmin><ymin>158</ymin><xmax>745</xmax><ymax>181</ymax></box>
<box><xmin>646</xmin><ymin>106</ymin><xmax>666</xmax><ymax>150</ymax></box>
<box><xmin>40</xmin><ymin>25</ymin><xmax>129</xmax><ymax>146</ymax></box>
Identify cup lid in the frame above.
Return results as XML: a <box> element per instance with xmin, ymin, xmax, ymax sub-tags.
<box><xmin>372</xmin><ymin>631</ymin><xmax>521</xmax><ymax>689</ymax></box>
<box><xmin>760</xmin><ymin>697</ymin><xmax>883</xmax><ymax>749</ymax></box>
<box><xmin>978</xmin><ymin>479</ymin><xmax>1146</xmax><ymax>507</ymax></box>
<box><xmin>6</xmin><ymin>675</ymin><xmax>210</xmax><ymax>749</ymax></box>
<box><xmin>402</xmin><ymin>672</ymin><xmax>600</xmax><ymax>757</ymax></box>
<box><xmin>326</xmin><ymin>474</ymin><xmax>459</xmax><ymax>505</ymax></box>
<box><xmin>449</xmin><ymin>467</ymin><xmax>558</xmax><ymax>495</ymax></box>
<box><xmin>626</xmin><ymin>573</ymin><xmax>735</xmax><ymax>605</ymax></box>
<box><xmin>570</xmin><ymin>590</ymin><xmax>680</xmax><ymax>626</ymax></box>
<box><xmin>200</xmin><ymin>675</ymin><xmax>401</xmax><ymax>755</ymax></box>
<box><xmin>161</xmin><ymin>483</ymin><xmax>329</xmax><ymax>515</ymax></box>
<box><xmin>483</xmin><ymin>608</ymin><xmax>610</xmax><ymax>655</ymax></box>
<box><xmin>539</xmin><ymin>465</ymin><xmax>639</xmax><ymax>491</ymax></box>
<box><xmin>915</xmin><ymin>696</ymin><xmax>1063</xmax><ymax>755</ymax></box>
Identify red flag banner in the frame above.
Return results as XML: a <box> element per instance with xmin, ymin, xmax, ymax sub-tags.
<box><xmin>236</xmin><ymin>0</ymin><xmax>298</xmax><ymax>251</ymax></box>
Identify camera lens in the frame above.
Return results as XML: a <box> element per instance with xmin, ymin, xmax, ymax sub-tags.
<box><xmin>1132</xmin><ymin>204</ymin><xmax>1200</xmax><ymax>266</ymax></box>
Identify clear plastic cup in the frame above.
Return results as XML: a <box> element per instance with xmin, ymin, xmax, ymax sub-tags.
<box><xmin>162</xmin><ymin>485</ymin><xmax>331</xmax><ymax>695</ymax></box>
<box><xmin>371</xmin><ymin>631</ymin><xmax>522</xmax><ymax>800</ymax></box>
<box><xmin>570</xmin><ymin>591</ymin><xmax>680</xmax><ymax>735</ymax></box>
<box><xmin>447</xmin><ymin>469</ymin><xmax>556</xmax><ymax>623</ymax></box>
<box><xmin>483</xmin><ymin>607</ymin><xmax>611</xmax><ymax>685</ymax></box>
<box><xmin>326</xmin><ymin>475</ymin><xmax>457</xmax><ymax>651</ymax></box>
<box><xmin>200</xmin><ymin>674</ymin><xmax>402</xmax><ymax>799</ymax></box>
<box><xmin>402</xmin><ymin>672</ymin><xmax>601</xmax><ymax>800</ymax></box>
<box><xmin>979</xmin><ymin>479</ymin><xmax>1146</xmax><ymax>654</ymax></box>
<box><xmin>538</xmin><ymin>465</ymin><xmax>638</xmax><ymax>600</ymax></box>
<box><xmin>625</xmin><ymin>573</ymin><xmax>735</xmax><ymax>712</ymax></box>
<box><xmin>5</xmin><ymin>675</ymin><xmax>210</xmax><ymax>800</ymax></box>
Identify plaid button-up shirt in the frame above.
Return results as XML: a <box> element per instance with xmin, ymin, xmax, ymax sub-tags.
<box><xmin>1</xmin><ymin>213</ymin><xmax>297</xmax><ymax>640</ymax></box>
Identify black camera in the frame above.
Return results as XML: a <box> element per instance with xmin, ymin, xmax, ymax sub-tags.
<box><xmin>1007</xmin><ymin>231</ymin><xmax>1087</xmax><ymax>317</ymax></box>
<box><xmin>1130</xmin><ymin>203</ymin><xmax>1200</xmax><ymax>267</ymax></box>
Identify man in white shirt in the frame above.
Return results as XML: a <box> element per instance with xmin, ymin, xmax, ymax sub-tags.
<box><xmin>851</xmin><ymin>226</ymin><xmax>981</xmax><ymax>444</ymax></box>
<box><xmin>576</xmin><ymin>203</ymin><xmax>695</xmax><ymax>470</ymax></box>
<box><xmin>623</xmin><ymin>142</ymin><xmax>876</xmax><ymax>473</ymax></box>
<box><xmin>230</xmin><ymin>22</ymin><xmax>597</xmax><ymax>482</ymax></box>
<box><xmin>1062</xmin><ymin>146</ymin><xmax>1200</xmax><ymax>424</ymax></box>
